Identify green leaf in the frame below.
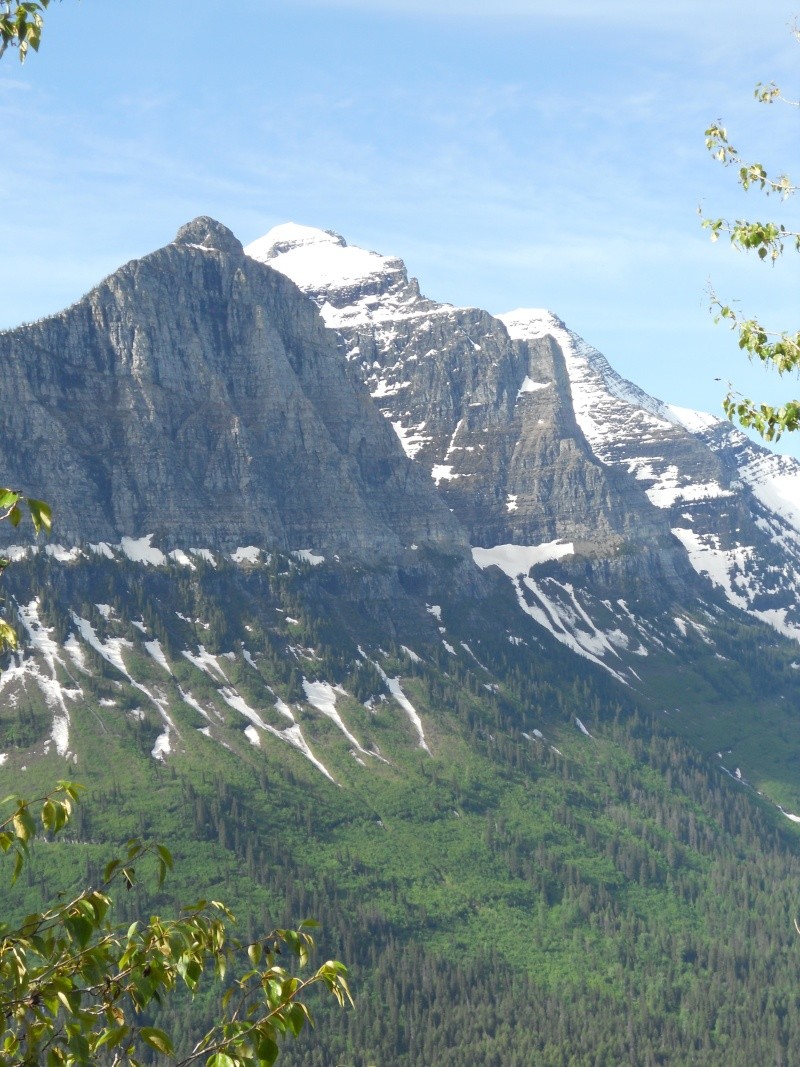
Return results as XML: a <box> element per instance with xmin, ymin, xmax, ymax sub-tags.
<box><xmin>26</xmin><ymin>497</ymin><xmax>52</xmax><ymax>535</ymax></box>
<box><xmin>13</xmin><ymin>804</ymin><xmax>35</xmax><ymax>843</ymax></box>
<box><xmin>155</xmin><ymin>843</ymin><xmax>173</xmax><ymax>869</ymax></box>
<box><xmin>256</xmin><ymin>1036</ymin><xmax>280</xmax><ymax>1065</ymax></box>
<box><xmin>64</xmin><ymin>913</ymin><xmax>94</xmax><ymax>948</ymax></box>
<box><xmin>93</xmin><ymin>1025</ymin><xmax>129</xmax><ymax>1053</ymax></box>
<box><xmin>207</xmin><ymin>1054</ymin><xmax>236</xmax><ymax>1067</ymax></box>
<box><xmin>103</xmin><ymin>858</ymin><xmax>121</xmax><ymax>882</ymax></box>
<box><xmin>139</xmin><ymin>1027</ymin><xmax>174</xmax><ymax>1056</ymax></box>
<box><xmin>0</xmin><ymin>619</ymin><xmax>18</xmax><ymax>650</ymax></box>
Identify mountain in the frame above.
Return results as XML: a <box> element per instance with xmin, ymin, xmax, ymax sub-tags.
<box><xmin>0</xmin><ymin>217</ymin><xmax>464</xmax><ymax>561</ymax></box>
<box><xmin>250</xmin><ymin>225</ymin><xmax>800</xmax><ymax>761</ymax></box>
<box><xmin>250</xmin><ymin>222</ymin><xmax>800</xmax><ymax>639</ymax></box>
<box><xmin>4</xmin><ymin>219</ymin><xmax>800</xmax><ymax>1064</ymax></box>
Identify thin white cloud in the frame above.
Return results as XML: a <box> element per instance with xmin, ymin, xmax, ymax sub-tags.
<box><xmin>286</xmin><ymin>0</ymin><xmax>790</xmax><ymax>33</ymax></box>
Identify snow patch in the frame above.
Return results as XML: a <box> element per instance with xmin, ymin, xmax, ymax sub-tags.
<box><xmin>168</xmin><ymin>549</ymin><xmax>196</xmax><ymax>568</ymax></box>
<box><xmin>431</xmin><ymin>464</ymin><xmax>458</xmax><ymax>484</ymax></box>
<box><xmin>63</xmin><ymin>634</ymin><xmax>90</xmax><ymax>674</ymax></box>
<box><xmin>517</xmin><ymin>376</ymin><xmax>550</xmax><ymax>398</ymax></box>
<box><xmin>72</xmin><ymin>614</ymin><xmax>133</xmax><ymax>678</ymax></box>
<box><xmin>178</xmin><ymin>687</ymin><xmax>211</xmax><ymax>721</ymax></box>
<box><xmin>391</xmin><ymin>419</ymin><xmax>431</xmax><ymax>458</ymax></box>
<box><xmin>121</xmin><ymin>535</ymin><xmax>166</xmax><ymax>566</ymax></box>
<box><xmin>45</xmin><ymin>544</ymin><xmax>82</xmax><ymax>563</ymax></box>
<box><xmin>472</xmin><ymin>541</ymin><xmax>574</xmax><ymax>577</ymax></box>
<box><xmin>191</xmin><ymin>548</ymin><xmax>216</xmax><ymax>565</ymax></box>
<box><xmin>151</xmin><ymin>731</ymin><xmax>171</xmax><ymax>760</ymax></box>
<box><xmin>89</xmin><ymin>542</ymin><xmax>115</xmax><ymax>559</ymax></box>
<box><xmin>302</xmin><ymin>679</ymin><xmax>378</xmax><ymax>758</ymax></box>
<box><xmin>292</xmin><ymin>549</ymin><xmax>325</xmax><ymax>566</ymax></box>
<box><xmin>372</xmin><ymin>662</ymin><xmax>430</xmax><ymax>753</ymax></box>
<box><xmin>507</xmin><ymin>575</ymin><xmax>630</xmax><ymax>684</ymax></box>
<box><xmin>182</xmin><ymin>646</ymin><xmax>230</xmax><ymax>683</ymax></box>
<box><xmin>231</xmin><ymin>546</ymin><xmax>261</xmax><ymax>563</ymax></box>
<box><xmin>144</xmin><ymin>640</ymin><xmax>171</xmax><ymax>674</ymax></box>
<box><xmin>667</xmin><ymin>405</ymin><xmax>721</xmax><ymax>433</ymax></box>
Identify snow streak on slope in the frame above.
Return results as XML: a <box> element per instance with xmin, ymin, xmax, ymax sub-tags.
<box><xmin>357</xmin><ymin>648</ymin><xmax>430</xmax><ymax>753</ymax></box>
<box><xmin>7</xmin><ymin>599</ymin><xmax>82</xmax><ymax>757</ymax></box>
<box><xmin>71</xmin><ymin>612</ymin><xmax>178</xmax><ymax>753</ymax></box>
<box><xmin>471</xmin><ymin>544</ymin><xmax>656</xmax><ymax>682</ymax></box>
<box><xmin>219</xmin><ymin>685</ymin><xmax>335</xmax><ymax>781</ymax></box>
<box><xmin>302</xmin><ymin>679</ymin><xmax>383</xmax><ymax>761</ymax></box>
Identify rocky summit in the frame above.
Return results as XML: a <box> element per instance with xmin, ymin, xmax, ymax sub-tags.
<box><xmin>0</xmin><ymin>217</ymin><xmax>464</xmax><ymax>560</ymax></box>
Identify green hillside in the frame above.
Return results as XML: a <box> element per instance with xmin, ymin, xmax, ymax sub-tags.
<box><xmin>3</xmin><ymin>552</ymin><xmax>800</xmax><ymax>1065</ymax></box>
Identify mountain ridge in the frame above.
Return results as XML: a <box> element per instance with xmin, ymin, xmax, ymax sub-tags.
<box><xmin>250</xmin><ymin>222</ymin><xmax>800</xmax><ymax>654</ymax></box>
<box><xmin>0</xmin><ymin>217</ymin><xmax>467</xmax><ymax>563</ymax></box>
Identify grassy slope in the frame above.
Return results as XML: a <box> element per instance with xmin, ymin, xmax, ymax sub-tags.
<box><xmin>3</xmin><ymin>555</ymin><xmax>800</xmax><ymax>1063</ymax></box>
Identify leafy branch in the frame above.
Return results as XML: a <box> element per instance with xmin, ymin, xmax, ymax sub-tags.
<box><xmin>0</xmin><ymin>1</ymin><xmax>56</xmax><ymax>62</ymax></box>
<box><xmin>0</xmin><ymin>785</ymin><xmax>352</xmax><ymax>1067</ymax></box>
<box><xmin>701</xmin><ymin>25</ymin><xmax>800</xmax><ymax>440</ymax></box>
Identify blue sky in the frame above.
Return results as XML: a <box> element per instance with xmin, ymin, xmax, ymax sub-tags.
<box><xmin>2</xmin><ymin>0</ymin><xmax>799</xmax><ymax>453</ymax></box>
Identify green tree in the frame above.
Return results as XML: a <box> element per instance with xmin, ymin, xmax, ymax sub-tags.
<box><xmin>0</xmin><ymin>784</ymin><xmax>352</xmax><ymax>1067</ymax></box>
<box><xmin>0</xmin><ymin>1</ymin><xmax>56</xmax><ymax>61</ymax></box>
<box><xmin>703</xmin><ymin>26</ymin><xmax>800</xmax><ymax>441</ymax></box>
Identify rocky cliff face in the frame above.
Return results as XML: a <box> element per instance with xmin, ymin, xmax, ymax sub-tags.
<box><xmin>248</xmin><ymin>226</ymin><xmax>691</xmax><ymax>591</ymax></box>
<box><xmin>4</xmin><ymin>216</ymin><xmax>800</xmax><ymax>687</ymax></box>
<box><xmin>501</xmin><ymin>309</ymin><xmax>800</xmax><ymax>641</ymax></box>
<box><xmin>249</xmin><ymin>223</ymin><xmax>800</xmax><ymax>675</ymax></box>
<box><xmin>3</xmin><ymin>217</ymin><xmax>800</xmax><ymax>805</ymax></box>
<box><xmin>0</xmin><ymin>218</ymin><xmax>467</xmax><ymax>560</ymax></box>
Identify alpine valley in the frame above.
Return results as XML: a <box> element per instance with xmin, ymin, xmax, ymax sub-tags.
<box><xmin>3</xmin><ymin>217</ymin><xmax>800</xmax><ymax>1065</ymax></box>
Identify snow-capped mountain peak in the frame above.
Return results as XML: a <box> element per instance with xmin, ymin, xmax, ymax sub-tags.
<box><xmin>245</xmin><ymin>224</ymin><xmax>408</xmax><ymax>304</ymax></box>
<box><xmin>245</xmin><ymin>225</ymin><xmax>438</xmax><ymax>336</ymax></box>
<box><xmin>254</xmin><ymin>225</ymin><xmax>800</xmax><ymax>657</ymax></box>
<box><xmin>499</xmin><ymin>307</ymin><xmax>679</xmax><ymax>433</ymax></box>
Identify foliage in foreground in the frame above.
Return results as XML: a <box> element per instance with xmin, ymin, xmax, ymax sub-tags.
<box><xmin>703</xmin><ymin>23</ymin><xmax>800</xmax><ymax>440</ymax></box>
<box><xmin>0</xmin><ymin>784</ymin><xmax>351</xmax><ymax>1067</ymax></box>
<box><xmin>0</xmin><ymin>490</ymin><xmax>51</xmax><ymax>649</ymax></box>
<box><xmin>0</xmin><ymin>0</ymin><xmax>56</xmax><ymax>62</ymax></box>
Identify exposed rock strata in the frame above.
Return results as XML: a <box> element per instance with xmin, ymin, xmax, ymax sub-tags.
<box><xmin>0</xmin><ymin>217</ymin><xmax>467</xmax><ymax>560</ymax></box>
<box><xmin>250</xmin><ymin>226</ymin><xmax>693</xmax><ymax>599</ymax></box>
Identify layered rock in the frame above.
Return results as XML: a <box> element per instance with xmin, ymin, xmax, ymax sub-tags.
<box><xmin>502</xmin><ymin>310</ymin><xmax>800</xmax><ymax>640</ymax></box>
<box><xmin>249</xmin><ymin>223</ymin><xmax>800</xmax><ymax>671</ymax></box>
<box><xmin>0</xmin><ymin>218</ymin><xmax>467</xmax><ymax>560</ymax></box>
<box><xmin>248</xmin><ymin>226</ymin><xmax>690</xmax><ymax>590</ymax></box>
